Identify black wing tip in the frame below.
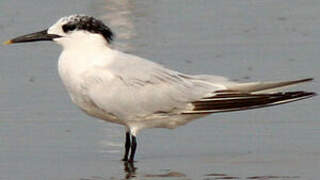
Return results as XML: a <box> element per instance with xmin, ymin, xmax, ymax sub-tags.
<box><xmin>294</xmin><ymin>91</ymin><xmax>316</xmax><ymax>98</ymax></box>
<box><xmin>307</xmin><ymin>91</ymin><xmax>317</xmax><ymax>97</ymax></box>
<box><xmin>291</xmin><ymin>91</ymin><xmax>317</xmax><ymax>101</ymax></box>
<box><xmin>297</xmin><ymin>78</ymin><xmax>314</xmax><ymax>83</ymax></box>
<box><xmin>184</xmin><ymin>91</ymin><xmax>317</xmax><ymax>115</ymax></box>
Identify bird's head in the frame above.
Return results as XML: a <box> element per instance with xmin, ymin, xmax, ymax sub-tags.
<box><xmin>4</xmin><ymin>14</ymin><xmax>114</xmax><ymax>48</ymax></box>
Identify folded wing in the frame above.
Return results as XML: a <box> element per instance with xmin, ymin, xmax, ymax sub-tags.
<box><xmin>183</xmin><ymin>78</ymin><xmax>316</xmax><ymax>114</ymax></box>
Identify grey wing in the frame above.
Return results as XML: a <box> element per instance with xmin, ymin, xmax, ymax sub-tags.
<box><xmin>86</xmin><ymin>53</ymin><xmax>226</xmax><ymax>120</ymax></box>
<box><xmin>85</xmin><ymin>51</ymin><xmax>315</xmax><ymax>119</ymax></box>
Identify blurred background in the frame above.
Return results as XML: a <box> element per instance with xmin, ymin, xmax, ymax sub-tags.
<box><xmin>0</xmin><ymin>0</ymin><xmax>319</xmax><ymax>179</ymax></box>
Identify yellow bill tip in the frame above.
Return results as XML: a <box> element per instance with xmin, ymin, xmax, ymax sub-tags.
<box><xmin>3</xmin><ymin>40</ymin><xmax>13</xmax><ymax>45</ymax></box>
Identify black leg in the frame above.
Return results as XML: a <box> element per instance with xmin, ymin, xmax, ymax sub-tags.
<box><xmin>122</xmin><ymin>132</ymin><xmax>131</xmax><ymax>161</ymax></box>
<box><xmin>129</xmin><ymin>135</ymin><xmax>137</xmax><ymax>162</ymax></box>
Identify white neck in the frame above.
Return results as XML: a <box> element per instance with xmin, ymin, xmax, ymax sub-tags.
<box><xmin>57</xmin><ymin>31</ymin><xmax>115</xmax><ymax>88</ymax></box>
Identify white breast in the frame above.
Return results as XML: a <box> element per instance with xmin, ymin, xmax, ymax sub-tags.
<box><xmin>57</xmin><ymin>46</ymin><xmax>118</xmax><ymax>121</ymax></box>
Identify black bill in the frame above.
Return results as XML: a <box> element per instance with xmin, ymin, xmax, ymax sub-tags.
<box><xmin>4</xmin><ymin>29</ymin><xmax>61</xmax><ymax>45</ymax></box>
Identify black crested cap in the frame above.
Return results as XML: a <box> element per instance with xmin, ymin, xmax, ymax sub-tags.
<box><xmin>62</xmin><ymin>15</ymin><xmax>114</xmax><ymax>43</ymax></box>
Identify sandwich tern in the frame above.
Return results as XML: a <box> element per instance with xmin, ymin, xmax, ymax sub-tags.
<box><xmin>5</xmin><ymin>15</ymin><xmax>316</xmax><ymax>162</ymax></box>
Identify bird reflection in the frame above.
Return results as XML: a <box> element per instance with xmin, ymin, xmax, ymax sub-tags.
<box><xmin>123</xmin><ymin>161</ymin><xmax>137</xmax><ymax>179</ymax></box>
<box><xmin>122</xmin><ymin>161</ymin><xmax>186</xmax><ymax>179</ymax></box>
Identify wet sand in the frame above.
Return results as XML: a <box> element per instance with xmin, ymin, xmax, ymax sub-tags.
<box><xmin>0</xmin><ymin>0</ymin><xmax>319</xmax><ymax>179</ymax></box>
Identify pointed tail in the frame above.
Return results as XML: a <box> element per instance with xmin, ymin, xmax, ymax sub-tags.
<box><xmin>224</xmin><ymin>78</ymin><xmax>314</xmax><ymax>93</ymax></box>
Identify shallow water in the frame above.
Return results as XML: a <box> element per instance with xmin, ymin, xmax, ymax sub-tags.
<box><xmin>0</xmin><ymin>0</ymin><xmax>319</xmax><ymax>180</ymax></box>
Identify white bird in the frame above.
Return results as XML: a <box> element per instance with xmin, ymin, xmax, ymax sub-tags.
<box><xmin>5</xmin><ymin>15</ymin><xmax>316</xmax><ymax>162</ymax></box>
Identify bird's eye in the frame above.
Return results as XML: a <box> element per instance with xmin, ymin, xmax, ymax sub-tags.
<box><xmin>62</xmin><ymin>24</ymin><xmax>77</xmax><ymax>33</ymax></box>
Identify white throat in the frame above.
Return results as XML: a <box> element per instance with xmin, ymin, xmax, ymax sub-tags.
<box><xmin>56</xmin><ymin>31</ymin><xmax>114</xmax><ymax>96</ymax></box>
